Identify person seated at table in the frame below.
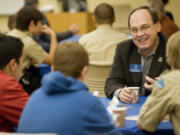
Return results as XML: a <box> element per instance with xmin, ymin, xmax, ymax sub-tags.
<box><xmin>79</xmin><ymin>3</ymin><xmax>128</xmax><ymax>62</ymax></box>
<box><xmin>161</xmin><ymin>0</ymin><xmax>174</xmax><ymax>21</ymax></box>
<box><xmin>105</xmin><ymin>6</ymin><xmax>169</xmax><ymax>103</ymax></box>
<box><xmin>7</xmin><ymin>14</ymin><xmax>17</xmax><ymax>31</ymax></box>
<box><xmin>146</xmin><ymin>0</ymin><xmax>179</xmax><ymax>37</ymax></box>
<box><xmin>137</xmin><ymin>31</ymin><xmax>180</xmax><ymax>135</ymax></box>
<box><xmin>7</xmin><ymin>6</ymin><xmax>57</xmax><ymax>95</ymax></box>
<box><xmin>17</xmin><ymin>42</ymin><xmax>122</xmax><ymax>135</ymax></box>
<box><xmin>0</xmin><ymin>34</ymin><xmax>29</xmax><ymax>132</ymax></box>
<box><xmin>25</xmin><ymin>0</ymin><xmax>80</xmax><ymax>52</ymax></box>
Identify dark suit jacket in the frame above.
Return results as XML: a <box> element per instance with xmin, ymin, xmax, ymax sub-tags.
<box><xmin>105</xmin><ymin>33</ymin><xmax>169</xmax><ymax>98</ymax></box>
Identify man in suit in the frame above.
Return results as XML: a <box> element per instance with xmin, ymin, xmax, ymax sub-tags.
<box><xmin>105</xmin><ymin>6</ymin><xmax>169</xmax><ymax>103</ymax></box>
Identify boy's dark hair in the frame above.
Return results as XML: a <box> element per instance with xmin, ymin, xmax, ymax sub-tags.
<box><xmin>0</xmin><ymin>34</ymin><xmax>24</xmax><ymax>69</ymax></box>
<box><xmin>94</xmin><ymin>3</ymin><xmax>115</xmax><ymax>24</ymax></box>
<box><xmin>128</xmin><ymin>6</ymin><xmax>159</xmax><ymax>28</ymax></box>
<box><xmin>161</xmin><ymin>0</ymin><xmax>169</xmax><ymax>5</ymax></box>
<box><xmin>16</xmin><ymin>6</ymin><xmax>43</xmax><ymax>31</ymax></box>
<box><xmin>54</xmin><ymin>42</ymin><xmax>89</xmax><ymax>78</ymax></box>
<box><xmin>25</xmin><ymin>0</ymin><xmax>38</xmax><ymax>6</ymax></box>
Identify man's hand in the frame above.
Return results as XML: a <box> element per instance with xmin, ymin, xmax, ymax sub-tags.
<box><xmin>144</xmin><ymin>76</ymin><xmax>158</xmax><ymax>91</ymax></box>
<box><xmin>118</xmin><ymin>87</ymin><xmax>134</xmax><ymax>103</ymax></box>
<box><xmin>69</xmin><ymin>23</ymin><xmax>80</xmax><ymax>35</ymax></box>
<box><xmin>40</xmin><ymin>25</ymin><xmax>56</xmax><ymax>36</ymax></box>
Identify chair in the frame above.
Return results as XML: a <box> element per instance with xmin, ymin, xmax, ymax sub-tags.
<box><xmin>84</xmin><ymin>61</ymin><xmax>112</xmax><ymax>97</ymax></box>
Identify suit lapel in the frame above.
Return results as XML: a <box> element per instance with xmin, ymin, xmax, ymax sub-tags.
<box><xmin>129</xmin><ymin>47</ymin><xmax>142</xmax><ymax>86</ymax></box>
<box><xmin>149</xmin><ymin>35</ymin><xmax>166</xmax><ymax>79</ymax></box>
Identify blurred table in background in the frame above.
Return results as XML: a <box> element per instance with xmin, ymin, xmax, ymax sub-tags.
<box><xmin>45</xmin><ymin>12</ymin><xmax>95</xmax><ymax>34</ymax></box>
<box><xmin>39</xmin><ymin>64</ymin><xmax>51</xmax><ymax>77</ymax></box>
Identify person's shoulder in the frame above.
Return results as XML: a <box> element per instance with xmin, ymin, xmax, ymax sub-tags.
<box><xmin>77</xmin><ymin>90</ymin><xmax>103</xmax><ymax>105</ymax></box>
<box><xmin>110</xmin><ymin>30</ymin><xmax>129</xmax><ymax>40</ymax></box>
<box><xmin>155</xmin><ymin>70</ymin><xmax>180</xmax><ymax>91</ymax></box>
<box><xmin>79</xmin><ymin>30</ymin><xmax>96</xmax><ymax>44</ymax></box>
<box><xmin>117</xmin><ymin>39</ymin><xmax>134</xmax><ymax>49</ymax></box>
<box><xmin>163</xmin><ymin>69</ymin><xmax>180</xmax><ymax>79</ymax></box>
<box><xmin>0</xmin><ymin>71</ymin><xmax>23</xmax><ymax>92</ymax></box>
<box><xmin>7</xmin><ymin>29</ymin><xmax>20</xmax><ymax>37</ymax></box>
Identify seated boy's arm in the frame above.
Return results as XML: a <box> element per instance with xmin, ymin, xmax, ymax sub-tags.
<box><xmin>137</xmin><ymin>82</ymin><xmax>172</xmax><ymax>132</ymax></box>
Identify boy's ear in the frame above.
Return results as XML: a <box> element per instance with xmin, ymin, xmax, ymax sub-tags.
<box><xmin>51</xmin><ymin>65</ymin><xmax>54</xmax><ymax>71</ymax></box>
<box><xmin>156</xmin><ymin>21</ymin><xmax>161</xmax><ymax>32</ymax></box>
<box><xmin>29</xmin><ymin>20</ymin><xmax>35</xmax><ymax>27</ymax></box>
<box><xmin>92</xmin><ymin>15</ymin><xmax>98</xmax><ymax>27</ymax></box>
<box><xmin>79</xmin><ymin>66</ymin><xmax>88</xmax><ymax>81</ymax></box>
<box><xmin>7</xmin><ymin>59</ymin><xmax>17</xmax><ymax>72</ymax></box>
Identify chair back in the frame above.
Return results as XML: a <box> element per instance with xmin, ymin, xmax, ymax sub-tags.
<box><xmin>84</xmin><ymin>61</ymin><xmax>112</xmax><ymax>97</ymax></box>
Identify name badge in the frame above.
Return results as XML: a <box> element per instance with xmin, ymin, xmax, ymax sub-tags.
<box><xmin>130</xmin><ymin>64</ymin><xmax>142</xmax><ymax>72</ymax></box>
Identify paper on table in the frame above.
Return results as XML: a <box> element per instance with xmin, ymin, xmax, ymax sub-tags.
<box><xmin>125</xmin><ymin>115</ymin><xmax>139</xmax><ymax>120</ymax></box>
<box><xmin>125</xmin><ymin>115</ymin><xmax>169</xmax><ymax>123</ymax></box>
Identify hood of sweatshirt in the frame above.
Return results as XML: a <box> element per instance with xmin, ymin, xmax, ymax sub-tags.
<box><xmin>41</xmin><ymin>71</ymin><xmax>88</xmax><ymax>94</ymax></box>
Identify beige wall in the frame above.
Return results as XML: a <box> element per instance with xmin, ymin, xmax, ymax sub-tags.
<box><xmin>87</xmin><ymin>0</ymin><xmax>180</xmax><ymax>27</ymax></box>
<box><xmin>0</xmin><ymin>15</ymin><xmax>9</xmax><ymax>33</ymax></box>
<box><xmin>0</xmin><ymin>0</ymin><xmax>179</xmax><ymax>33</ymax></box>
<box><xmin>39</xmin><ymin>0</ymin><xmax>61</xmax><ymax>13</ymax></box>
<box><xmin>165</xmin><ymin>0</ymin><xmax>180</xmax><ymax>26</ymax></box>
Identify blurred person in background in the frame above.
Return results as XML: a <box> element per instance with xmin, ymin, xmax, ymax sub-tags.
<box><xmin>0</xmin><ymin>34</ymin><xmax>29</xmax><ymax>132</ymax></box>
<box><xmin>61</xmin><ymin>0</ymin><xmax>86</xmax><ymax>12</ymax></box>
<box><xmin>7</xmin><ymin>6</ymin><xmax>57</xmax><ymax>95</ymax></box>
<box><xmin>146</xmin><ymin>0</ymin><xmax>179</xmax><ymax>37</ymax></box>
<box><xmin>79</xmin><ymin>3</ymin><xmax>128</xmax><ymax>62</ymax></box>
<box><xmin>161</xmin><ymin>0</ymin><xmax>174</xmax><ymax>21</ymax></box>
<box><xmin>24</xmin><ymin>0</ymin><xmax>80</xmax><ymax>52</ymax></box>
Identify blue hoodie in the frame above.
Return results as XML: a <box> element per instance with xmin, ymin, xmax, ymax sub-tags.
<box><xmin>18</xmin><ymin>71</ymin><xmax>122</xmax><ymax>135</ymax></box>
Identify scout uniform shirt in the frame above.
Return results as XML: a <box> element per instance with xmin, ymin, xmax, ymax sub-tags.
<box><xmin>7</xmin><ymin>29</ymin><xmax>47</xmax><ymax>69</ymax></box>
<box><xmin>138</xmin><ymin>69</ymin><xmax>180</xmax><ymax>135</ymax></box>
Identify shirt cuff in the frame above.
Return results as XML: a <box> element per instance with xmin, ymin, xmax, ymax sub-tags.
<box><xmin>113</xmin><ymin>88</ymin><xmax>123</xmax><ymax>97</ymax></box>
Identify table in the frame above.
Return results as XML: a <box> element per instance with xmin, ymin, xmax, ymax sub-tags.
<box><xmin>39</xmin><ymin>64</ymin><xmax>51</xmax><ymax>77</ymax></box>
<box><xmin>39</xmin><ymin>35</ymin><xmax>81</xmax><ymax>77</ymax></box>
<box><xmin>99</xmin><ymin>96</ymin><xmax>174</xmax><ymax>135</ymax></box>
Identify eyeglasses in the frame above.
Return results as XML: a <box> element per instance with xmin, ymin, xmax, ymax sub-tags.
<box><xmin>129</xmin><ymin>24</ymin><xmax>154</xmax><ymax>35</ymax></box>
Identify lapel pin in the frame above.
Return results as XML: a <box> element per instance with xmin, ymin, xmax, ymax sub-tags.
<box><xmin>158</xmin><ymin>57</ymin><xmax>163</xmax><ymax>62</ymax></box>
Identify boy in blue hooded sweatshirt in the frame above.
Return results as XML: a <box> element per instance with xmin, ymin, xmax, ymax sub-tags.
<box><xmin>17</xmin><ymin>42</ymin><xmax>122</xmax><ymax>135</ymax></box>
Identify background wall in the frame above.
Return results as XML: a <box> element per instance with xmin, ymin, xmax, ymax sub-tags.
<box><xmin>0</xmin><ymin>0</ymin><xmax>179</xmax><ymax>33</ymax></box>
<box><xmin>165</xmin><ymin>0</ymin><xmax>180</xmax><ymax>26</ymax></box>
<box><xmin>87</xmin><ymin>0</ymin><xmax>180</xmax><ymax>30</ymax></box>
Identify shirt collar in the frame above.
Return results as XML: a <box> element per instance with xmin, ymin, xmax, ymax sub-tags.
<box><xmin>138</xmin><ymin>38</ymin><xmax>159</xmax><ymax>57</ymax></box>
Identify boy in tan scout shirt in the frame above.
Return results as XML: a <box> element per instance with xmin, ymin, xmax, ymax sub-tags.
<box><xmin>137</xmin><ymin>31</ymin><xmax>180</xmax><ymax>135</ymax></box>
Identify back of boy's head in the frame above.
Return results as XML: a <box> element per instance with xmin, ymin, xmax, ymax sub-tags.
<box><xmin>0</xmin><ymin>34</ymin><xmax>24</xmax><ymax>69</ymax></box>
<box><xmin>16</xmin><ymin>6</ymin><xmax>43</xmax><ymax>31</ymax></box>
<box><xmin>53</xmin><ymin>42</ymin><xmax>89</xmax><ymax>78</ymax></box>
<box><xmin>25</xmin><ymin>0</ymin><xmax>38</xmax><ymax>6</ymax></box>
<box><xmin>166</xmin><ymin>31</ymin><xmax>180</xmax><ymax>69</ymax></box>
<box><xmin>94</xmin><ymin>3</ymin><xmax>115</xmax><ymax>24</ymax></box>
